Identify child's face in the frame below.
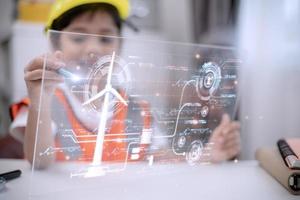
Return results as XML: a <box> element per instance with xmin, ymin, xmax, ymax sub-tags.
<box><xmin>59</xmin><ymin>10</ymin><xmax>121</xmax><ymax>66</ymax></box>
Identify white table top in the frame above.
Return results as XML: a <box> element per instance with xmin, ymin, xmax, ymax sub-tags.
<box><xmin>0</xmin><ymin>159</ymin><xmax>298</xmax><ymax>200</ymax></box>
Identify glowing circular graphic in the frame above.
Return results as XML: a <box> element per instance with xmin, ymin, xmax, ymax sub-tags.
<box><xmin>203</xmin><ymin>72</ymin><xmax>214</xmax><ymax>89</ymax></box>
<box><xmin>177</xmin><ymin>136</ymin><xmax>186</xmax><ymax>148</ymax></box>
<box><xmin>84</xmin><ymin>54</ymin><xmax>131</xmax><ymax>112</ymax></box>
<box><xmin>186</xmin><ymin>140</ymin><xmax>203</xmax><ymax>165</ymax></box>
<box><xmin>200</xmin><ymin>105</ymin><xmax>209</xmax><ymax>118</ymax></box>
<box><xmin>196</xmin><ymin>62</ymin><xmax>221</xmax><ymax>101</ymax></box>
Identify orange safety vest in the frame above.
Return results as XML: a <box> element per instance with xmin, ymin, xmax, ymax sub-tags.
<box><xmin>10</xmin><ymin>89</ymin><xmax>152</xmax><ymax>163</ymax></box>
<box><xmin>9</xmin><ymin>97</ymin><xmax>30</xmax><ymax>120</ymax></box>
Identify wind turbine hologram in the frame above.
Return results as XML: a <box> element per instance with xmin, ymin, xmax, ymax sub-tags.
<box><xmin>82</xmin><ymin>51</ymin><xmax>127</xmax><ymax>177</ymax></box>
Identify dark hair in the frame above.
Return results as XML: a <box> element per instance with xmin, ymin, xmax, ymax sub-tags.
<box><xmin>51</xmin><ymin>3</ymin><xmax>122</xmax><ymax>32</ymax></box>
<box><xmin>49</xmin><ymin>3</ymin><xmax>122</xmax><ymax>49</ymax></box>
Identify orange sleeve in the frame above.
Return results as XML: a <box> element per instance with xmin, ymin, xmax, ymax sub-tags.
<box><xmin>9</xmin><ymin>98</ymin><xmax>30</xmax><ymax>120</ymax></box>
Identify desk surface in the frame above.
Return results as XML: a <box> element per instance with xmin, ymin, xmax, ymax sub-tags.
<box><xmin>0</xmin><ymin>159</ymin><xmax>298</xmax><ymax>200</ymax></box>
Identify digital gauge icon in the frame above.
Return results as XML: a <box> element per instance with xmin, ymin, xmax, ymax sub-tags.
<box><xmin>200</xmin><ymin>105</ymin><xmax>209</xmax><ymax>118</ymax></box>
<box><xmin>84</xmin><ymin>54</ymin><xmax>131</xmax><ymax>112</ymax></box>
<box><xmin>196</xmin><ymin>62</ymin><xmax>221</xmax><ymax>101</ymax></box>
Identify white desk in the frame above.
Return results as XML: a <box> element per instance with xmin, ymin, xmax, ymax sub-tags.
<box><xmin>0</xmin><ymin>159</ymin><xmax>298</xmax><ymax>200</ymax></box>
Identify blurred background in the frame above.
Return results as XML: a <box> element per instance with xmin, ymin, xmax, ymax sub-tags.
<box><xmin>0</xmin><ymin>0</ymin><xmax>299</xmax><ymax>159</ymax></box>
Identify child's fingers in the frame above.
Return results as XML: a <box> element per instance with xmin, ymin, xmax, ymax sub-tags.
<box><xmin>52</xmin><ymin>51</ymin><xmax>66</xmax><ymax>69</ymax></box>
<box><xmin>44</xmin><ymin>70</ymin><xmax>64</xmax><ymax>81</ymax></box>
<box><xmin>210</xmin><ymin>114</ymin><xmax>231</xmax><ymax>138</ymax></box>
<box><xmin>208</xmin><ymin>115</ymin><xmax>239</xmax><ymax>148</ymax></box>
<box><xmin>25</xmin><ymin>54</ymin><xmax>65</xmax><ymax>73</ymax></box>
<box><xmin>215</xmin><ymin>120</ymin><xmax>239</xmax><ymax>138</ymax></box>
<box><xmin>25</xmin><ymin>56</ymin><xmax>45</xmax><ymax>72</ymax></box>
<box><xmin>221</xmin><ymin>121</ymin><xmax>240</xmax><ymax>136</ymax></box>
<box><xmin>216</xmin><ymin>135</ymin><xmax>240</xmax><ymax>157</ymax></box>
<box><xmin>223</xmin><ymin>131</ymin><xmax>240</xmax><ymax>150</ymax></box>
<box><xmin>209</xmin><ymin>125</ymin><xmax>223</xmax><ymax>144</ymax></box>
<box><xmin>25</xmin><ymin>69</ymin><xmax>63</xmax><ymax>82</ymax></box>
<box><xmin>221</xmin><ymin>122</ymin><xmax>240</xmax><ymax>147</ymax></box>
<box><xmin>226</xmin><ymin>142</ymin><xmax>241</xmax><ymax>158</ymax></box>
<box><xmin>219</xmin><ymin>113</ymin><xmax>231</xmax><ymax>127</ymax></box>
<box><xmin>210</xmin><ymin>122</ymin><xmax>240</xmax><ymax>149</ymax></box>
<box><xmin>224</xmin><ymin>129</ymin><xmax>240</xmax><ymax>145</ymax></box>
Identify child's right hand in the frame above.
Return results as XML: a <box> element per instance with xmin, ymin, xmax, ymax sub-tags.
<box><xmin>24</xmin><ymin>51</ymin><xmax>65</xmax><ymax>107</ymax></box>
<box><xmin>206</xmin><ymin>114</ymin><xmax>240</xmax><ymax>163</ymax></box>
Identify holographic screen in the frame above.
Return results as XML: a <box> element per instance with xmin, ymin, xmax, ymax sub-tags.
<box><xmin>30</xmin><ymin>30</ymin><xmax>240</xmax><ymax>198</ymax></box>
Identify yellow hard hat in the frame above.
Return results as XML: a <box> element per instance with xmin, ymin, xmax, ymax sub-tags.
<box><xmin>45</xmin><ymin>0</ymin><xmax>130</xmax><ymax>31</ymax></box>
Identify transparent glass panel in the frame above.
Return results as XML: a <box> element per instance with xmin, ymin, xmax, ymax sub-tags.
<box><xmin>30</xmin><ymin>30</ymin><xmax>240</xmax><ymax>199</ymax></box>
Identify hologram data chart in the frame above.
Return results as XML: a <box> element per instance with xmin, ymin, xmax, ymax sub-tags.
<box><xmin>35</xmin><ymin>31</ymin><xmax>240</xmax><ymax>178</ymax></box>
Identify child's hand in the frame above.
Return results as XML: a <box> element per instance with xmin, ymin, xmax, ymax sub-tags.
<box><xmin>24</xmin><ymin>51</ymin><xmax>65</xmax><ymax>106</ymax></box>
<box><xmin>206</xmin><ymin>114</ymin><xmax>241</xmax><ymax>163</ymax></box>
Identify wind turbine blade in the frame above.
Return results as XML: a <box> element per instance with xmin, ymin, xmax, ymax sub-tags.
<box><xmin>110</xmin><ymin>88</ymin><xmax>128</xmax><ymax>106</ymax></box>
<box><xmin>82</xmin><ymin>89</ymin><xmax>108</xmax><ymax>106</ymax></box>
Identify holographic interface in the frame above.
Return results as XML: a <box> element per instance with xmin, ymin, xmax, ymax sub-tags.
<box><xmin>31</xmin><ymin>31</ymin><xmax>240</xmax><ymax>197</ymax></box>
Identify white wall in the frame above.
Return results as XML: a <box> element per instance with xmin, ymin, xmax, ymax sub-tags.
<box><xmin>160</xmin><ymin>0</ymin><xmax>193</xmax><ymax>43</ymax></box>
<box><xmin>10</xmin><ymin>22</ymin><xmax>48</xmax><ymax>102</ymax></box>
<box><xmin>238</xmin><ymin>0</ymin><xmax>300</xmax><ymax>159</ymax></box>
